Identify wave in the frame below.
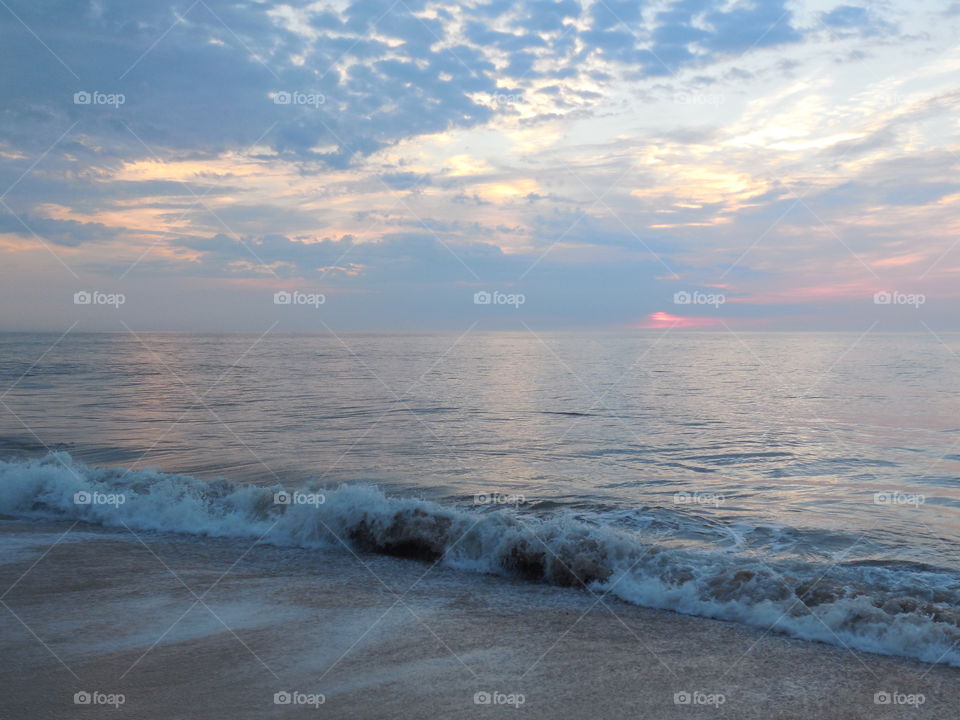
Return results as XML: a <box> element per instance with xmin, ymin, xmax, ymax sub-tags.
<box><xmin>2</xmin><ymin>453</ymin><xmax>960</xmax><ymax>667</ymax></box>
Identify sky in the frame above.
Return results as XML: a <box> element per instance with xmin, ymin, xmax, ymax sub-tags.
<box><xmin>0</xmin><ymin>0</ymin><xmax>958</xmax><ymax>331</ymax></box>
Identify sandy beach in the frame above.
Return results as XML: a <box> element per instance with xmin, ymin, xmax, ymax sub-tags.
<box><xmin>1</xmin><ymin>517</ymin><xmax>955</xmax><ymax>719</ymax></box>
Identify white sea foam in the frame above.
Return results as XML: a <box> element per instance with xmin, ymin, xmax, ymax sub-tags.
<box><xmin>2</xmin><ymin>453</ymin><xmax>960</xmax><ymax>666</ymax></box>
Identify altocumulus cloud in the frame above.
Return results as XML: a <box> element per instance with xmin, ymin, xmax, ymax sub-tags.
<box><xmin>0</xmin><ymin>0</ymin><xmax>808</xmax><ymax>165</ymax></box>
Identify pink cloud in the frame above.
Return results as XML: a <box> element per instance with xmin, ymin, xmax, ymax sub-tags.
<box><xmin>727</xmin><ymin>280</ymin><xmax>876</xmax><ymax>304</ymax></box>
<box><xmin>871</xmin><ymin>253</ymin><xmax>927</xmax><ymax>269</ymax></box>
<box><xmin>633</xmin><ymin>312</ymin><xmax>726</xmax><ymax>329</ymax></box>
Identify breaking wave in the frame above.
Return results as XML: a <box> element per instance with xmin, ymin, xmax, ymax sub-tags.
<box><xmin>2</xmin><ymin>453</ymin><xmax>960</xmax><ymax>666</ymax></box>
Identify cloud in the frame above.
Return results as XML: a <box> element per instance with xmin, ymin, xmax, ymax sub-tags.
<box><xmin>0</xmin><ymin>211</ymin><xmax>121</xmax><ymax>247</ymax></box>
<box><xmin>0</xmin><ymin>0</ymin><xmax>500</xmax><ymax>166</ymax></box>
<box><xmin>820</xmin><ymin>4</ymin><xmax>895</xmax><ymax>37</ymax></box>
<box><xmin>463</xmin><ymin>22</ymin><xmax>547</xmax><ymax>52</ymax></box>
<box><xmin>0</xmin><ymin>0</ymin><xmax>813</xmax><ymax>176</ymax></box>
<box><xmin>380</xmin><ymin>172</ymin><xmax>432</xmax><ymax>190</ymax></box>
<box><xmin>634</xmin><ymin>311</ymin><xmax>726</xmax><ymax>329</ymax></box>
<box><xmin>822</xmin><ymin>5</ymin><xmax>870</xmax><ymax>28</ymax></box>
<box><xmin>627</xmin><ymin>0</ymin><xmax>803</xmax><ymax>74</ymax></box>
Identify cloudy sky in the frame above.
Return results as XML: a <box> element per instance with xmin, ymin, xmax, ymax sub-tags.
<box><xmin>0</xmin><ymin>0</ymin><xmax>958</xmax><ymax>331</ymax></box>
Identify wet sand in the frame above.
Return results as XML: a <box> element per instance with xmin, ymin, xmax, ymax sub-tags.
<box><xmin>0</xmin><ymin>518</ymin><xmax>956</xmax><ymax>719</ymax></box>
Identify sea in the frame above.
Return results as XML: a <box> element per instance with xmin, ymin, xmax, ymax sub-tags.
<box><xmin>1</xmin><ymin>330</ymin><xmax>959</xmax><ymax>665</ymax></box>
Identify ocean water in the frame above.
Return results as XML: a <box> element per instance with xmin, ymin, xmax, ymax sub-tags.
<box><xmin>2</xmin><ymin>331</ymin><xmax>960</xmax><ymax>665</ymax></box>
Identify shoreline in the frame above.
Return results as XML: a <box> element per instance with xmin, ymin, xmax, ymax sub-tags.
<box><xmin>1</xmin><ymin>518</ymin><xmax>956</xmax><ymax>719</ymax></box>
